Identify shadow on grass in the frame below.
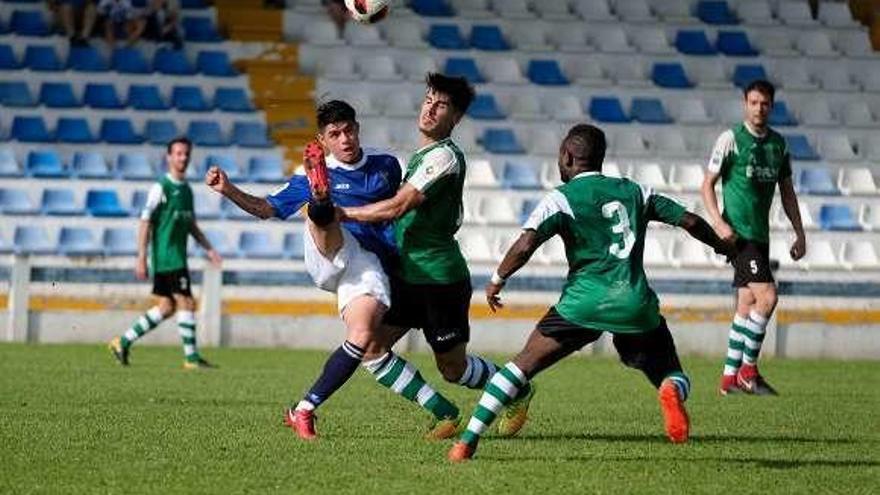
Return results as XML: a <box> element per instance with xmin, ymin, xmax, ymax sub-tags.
<box><xmin>477</xmin><ymin>453</ymin><xmax>880</xmax><ymax>470</ymax></box>
<box><xmin>516</xmin><ymin>432</ymin><xmax>865</xmax><ymax>445</ymax></box>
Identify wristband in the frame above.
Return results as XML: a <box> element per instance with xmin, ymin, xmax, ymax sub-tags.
<box><xmin>490</xmin><ymin>271</ymin><xmax>507</xmax><ymax>286</ymax></box>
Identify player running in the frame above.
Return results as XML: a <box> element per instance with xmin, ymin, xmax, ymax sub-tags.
<box><xmin>206</xmin><ymin>100</ymin><xmax>460</xmax><ymax>440</ymax></box>
<box><xmin>701</xmin><ymin>80</ymin><xmax>807</xmax><ymax>396</ymax></box>
<box><xmin>448</xmin><ymin>124</ymin><xmax>737</xmax><ymax>461</ymax></box>
<box><xmin>108</xmin><ymin>137</ymin><xmax>221</xmax><ymax>369</ymax></box>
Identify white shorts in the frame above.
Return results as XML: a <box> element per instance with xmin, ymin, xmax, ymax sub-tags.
<box><xmin>303</xmin><ymin>226</ymin><xmax>391</xmax><ymax>314</ymax></box>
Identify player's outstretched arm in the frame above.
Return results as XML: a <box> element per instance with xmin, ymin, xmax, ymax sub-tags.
<box><xmin>678</xmin><ymin>212</ymin><xmax>737</xmax><ymax>262</ymax></box>
<box><xmin>486</xmin><ymin>230</ymin><xmax>543</xmax><ymax>312</ymax></box>
<box><xmin>778</xmin><ymin>177</ymin><xmax>807</xmax><ymax>260</ymax></box>
<box><xmin>339</xmin><ymin>183</ymin><xmax>425</xmax><ymax>223</ymax></box>
<box><xmin>205</xmin><ymin>165</ymin><xmax>275</xmax><ymax>219</ymax></box>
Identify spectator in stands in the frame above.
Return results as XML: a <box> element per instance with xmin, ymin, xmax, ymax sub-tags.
<box><xmin>142</xmin><ymin>0</ymin><xmax>184</xmax><ymax>50</ymax></box>
<box><xmin>48</xmin><ymin>0</ymin><xmax>97</xmax><ymax>46</ymax></box>
<box><xmin>323</xmin><ymin>0</ymin><xmax>348</xmax><ymax>34</ymax></box>
<box><xmin>96</xmin><ymin>0</ymin><xmax>146</xmax><ymax>47</ymax></box>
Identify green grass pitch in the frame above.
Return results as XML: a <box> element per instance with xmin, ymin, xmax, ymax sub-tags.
<box><xmin>1</xmin><ymin>343</ymin><xmax>878</xmax><ymax>494</ymax></box>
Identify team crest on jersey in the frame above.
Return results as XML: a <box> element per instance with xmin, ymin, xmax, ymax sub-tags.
<box><xmin>334</xmin><ymin>183</ymin><xmax>351</xmax><ymax>190</ymax></box>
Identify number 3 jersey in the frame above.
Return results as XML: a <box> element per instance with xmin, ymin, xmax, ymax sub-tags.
<box><xmin>524</xmin><ymin>171</ymin><xmax>686</xmax><ymax>333</ymax></box>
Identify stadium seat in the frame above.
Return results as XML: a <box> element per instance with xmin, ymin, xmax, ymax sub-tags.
<box><xmin>643</xmin><ymin>237</ymin><xmax>669</xmax><ymax>267</ymax></box>
<box><xmin>482</xmin><ymin>128</ymin><xmax>525</xmax><ymax>154</ymax></box>
<box><xmin>542</xmin><ymin>95</ymin><xmax>582</xmax><ymax>123</ymax></box>
<box><xmin>819</xmin><ymin>204</ymin><xmax>861</xmax><ymax>231</ymax></box>
<box><xmin>798</xmin><ymin>168</ymin><xmax>839</xmax><ymax>196</ymax></box>
<box><xmin>12</xmin><ymin>116</ymin><xmax>52</xmax><ymax>143</ymax></box>
<box><xmin>145</xmin><ymin>119</ymin><xmax>178</xmax><ymax>145</ymax></box>
<box><xmin>532</xmin><ymin>0</ymin><xmax>570</xmax><ymax>19</ymax></box>
<box><xmin>302</xmin><ymin>19</ymin><xmax>344</xmax><ymax>46</ymax></box>
<box><xmin>72</xmin><ymin>151</ymin><xmax>110</xmax><ymax>178</ymax></box>
<box><xmin>13</xmin><ymin>225</ymin><xmax>54</xmax><ymax>255</ymax></box>
<box><xmin>549</xmin><ymin>24</ymin><xmax>590</xmax><ymax>53</ymax></box>
<box><xmin>381</xmin><ymin>92</ymin><xmax>417</xmax><ymax>117</ymax></box>
<box><xmin>837</xmin><ymin>30</ymin><xmax>873</xmax><ymax>58</ymax></box>
<box><xmin>67</xmin><ymin>46</ymin><xmax>109</xmax><ymax>72</ymax></box>
<box><xmin>508</xmin><ymin>23</ymin><xmax>552</xmax><ymax>51</ymax></box>
<box><xmin>588</xmin><ymin>97</ymin><xmax>630</xmax><ymax>123</ymax></box>
<box><xmin>233</xmin><ymin>122</ymin><xmax>272</xmax><ymax>148</ymax></box>
<box><xmin>470</xmin><ymin>25</ymin><xmax>510</xmax><ymax>51</ymax></box>
<box><xmin>493</xmin><ymin>0</ymin><xmax>532</xmax><ymax>19</ymax></box>
<box><xmin>182</xmin><ymin>16</ymin><xmax>222</xmax><ymax>42</ymax></box>
<box><xmin>428</xmin><ymin>24</ymin><xmax>468</xmax><ymax>49</ymax></box>
<box><xmin>117</xmin><ymin>152</ymin><xmax>154</xmax><ymax>181</ymax></box>
<box><xmin>541</xmin><ymin>236</ymin><xmax>567</xmax><ymax>265</ymax></box>
<box><xmin>127</xmin><ymin>85</ymin><xmax>168</xmax><ymax>110</ymax></box>
<box><xmin>130</xmin><ymin>189</ymin><xmax>147</xmax><ymax>216</ymax></box>
<box><xmin>476</xmin><ymin>195</ymin><xmax>518</xmax><ymax>224</ymax></box>
<box><xmin>799</xmin><ymin>98</ymin><xmax>837</xmax><ymax>127</ymax></box>
<box><xmin>83</xmin><ymin>83</ymin><xmax>123</xmax><ymax>109</ymax></box>
<box><xmin>10</xmin><ymin>10</ymin><xmax>51</xmax><ymax>36</ymax></box>
<box><xmin>112</xmin><ymin>46</ymin><xmax>151</xmax><ymax>73</ymax></box>
<box><xmin>615</xmin><ymin>0</ymin><xmax>653</xmax><ymax>22</ymax></box>
<box><xmin>784</xmin><ymin>134</ymin><xmax>820</xmax><ymax>161</ymax></box>
<box><xmin>734</xmin><ymin>0</ymin><xmax>775</xmax><ymax>26</ymax></box>
<box><xmin>842</xmin><ymin>102</ymin><xmax>874</xmax><ymax>128</ymax></box>
<box><xmin>203</xmin><ymin>230</ymin><xmax>238</xmax><ymax>257</ymax></box>
<box><xmin>519</xmin><ymin>198</ymin><xmax>539</xmax><ymax>224</ymax></box>
<box><xmin>206</xmin><ymin>154</ymin><xmax>245</xmax><ymax>181</ymax></box>
<box><xmin>172</xmin><ymin>86</ymin><xmax>211</xmax><ymax>112</ymax></box>
<box><xmin>527</xmin><ymin>60</ymin><xmax>569</xmax><ymax>86</ymax></box>
<box><xmin>239</xmin><ymin>231</ymin><xmax>283</xmax><ymax>259</ymax></box>
<box><xmin>630</xmin><ymin>162</ymin><xmax>669</xmax><ymax>190</ymax></box>
<box><xmin>410</xmin><ymin>0</ymin><xmax>455</xmax><ymax>17</ymax></box>
<box><xmin>716</xmin><ymin>31</ymin><xmax>758</xmax><ymax>56</ymax></box>
<box><xmin>819</xmin><ymin>134</ymin><xmax>859</xmax><ymax>162</ymax></box>
<box><xmin>214</xmin><ymin>87</ymin><xmax>253</xmax><ymax>112</ymax></box>
<box><xmin>385</xmin><ymin>22</ymin><xmax>429</xmax><ymax>48</ymax></box>
<box><xmin>39</xmin><ymin>82</ymin><xmax>79</xmax><ymax>108</ymax></box>
<box><xmin>188</xmin><ymin>121</ymin><xmax>227</xmax><ymax>146</ymax></box>
<box><xmin>500</xmin><ymin>160</ymin><xmax>541</xmax><ymax>189</ymax></box>
<box><xmin>631</xmin><ymin>98</ymin><xmax>672</xmax><ymax>124</ymax></box>
<box><xmin>768</xmin><ymin>101</ymin><xmax>797</xmax><ymax>127</ymax></box>
<box><xmin>23</xmin><ymin>45</ymin><xmax>62</xmax><ymax>71</ymax></box>
<box><xmin>675</xmin><ymin>30</ymin><xmax>717</xmax><ymax>55</ymax></box>
<box><xmin>443</xmin><ymin>57</ymin><xmax>484</xmax><ymax>83</ymax></box>
<box><xmin>840</xmin><ymin>241</ymin><xmax>879</xmax><ymax>270</ymax></box>
<box><xmin>668</xmin><ymin>164</ymin><xmax>705</xmax><ymax>192</ymax></box>
<box><xmin>778</xmin><ymin>0</ymin><xmax>818</xmax><ymax>26</ymax></box>
<box><xmin>508</xmin><ymin>93</ymin><xmax>544</xmax><ymax>120</ymax></box>
<box><xmin>773</xmin><ymin>60</ymin><xmax>818</xmax><ymax>91</ymax></box>
<box><xmin>357</xmin><ymin>55</ymin><xmax>401</xmax><ymax>82</ymax></box>
<box><xmin>26</xmin><ymin>150</ymin><xmax>66</xmax><ymax>178</ymax></box>
<box><xmin>154</xmin><ymin>48</ymin><xmax>195</xmax><ymax>75</ymax></box>
<box><xmin>458</xmin><ymin>232</ymin><xmax>495</xmax><ymax>263</ymax></box>
<box><xmin>676</xmin><ymin>98</ymin><xmax>713</xmax><ymax>125</ymax></box>
<box><xmin>0</xmin><ymin>81</ymin><xmax>36</xmax><ymax>107</ymax></box>
<box><xmin>573</xmin><ymin>0</ymin><xmax>615</xmax><ymax>21</ymax></box>
<box><xmin>191</xmin><ymin>190</ymin><xmax>221</xmax><ymax>220</ymax></box>
<box><xmin>0</xmin><ymin>148</ymin><xmax>21</xmax><ymax>177</ymax></box>
<box><xmin>283</xmin><ymin>232</ymin><xmax>305</xmax><ymax>260</ymax></box>
<box><xmin>467</xmin><ymin>94</ymin><xmax>505</xmax><ymax>120</ymax></box>
<box><xmin>818</xmin><ymin>2</ymin><xmax>857</xmax><ymax>27</ymax></box>
<box><xmin>104</xmin><ymin>227</ymin><xmax>138</xmax><ymax>256</ymax></box>
<box><xmin>100</xmin><ymin>119</ymin><xmax>142</xmax><ymax>144</ymax></box>
<box><xmin>696</xmin><ymin>1</ymin><xmax>738</xmax><ymax>24</ymax></box>
<box><xmin>838</xmin><ymin>168</ymin><xmax>877</xmax><ymax>196</ymax></box>
<box><xmin>796</xmin><ymin>31</ymin><xmax>837</xmax><ymax>57</ymax></box>
<box><xmin>0</xmin><ymin>44</ymin><xmax>20</xmax><ymax>69</ymax></box>
<box><xmin>483</xmin><ymin>57</ymin><xmax>526</xmax><ymax>84</ymax></box>
<box><xmin>58</xmin><ymin>227</ymin><xmax>102</xmax><ymax>256</ymax></box>
<box><xmin>344</xmin><ymin>22</ymin><xmax>386</xmax><ymax>46</ymax></box>
<box><xmin>0</xmin><ymin>188</ymin><xmax>38</xmax><ymax>215</ymax></box>
<box><xmin>632</xmin><ymin>27</ymin><xmax>675</xmax><ymax>54</ymax></box>
<box><xmin>248</xmin><ymin>156</ymin><xmax>285</xmax><ymax>183</ymax></box>
<box><xmin>86</xmin><ymin>189</ymin><xmax>130</xmax><ymax>217</ymax></box>
<box><xmin>732</xmin><ymin>64</ymin><xmax>768</xmax><ymax>89</ymax></box>
<box><xmin>651</xmin><ymin>63</ymin><xmax>694</xmax><ymax>89</ymax></box>
<box><xmin>196</xmin><ymin>51</ymin><xmax>238</xmax><ymax>77</ymax></box>
<box><xmin>671</xmin><ymin>238</ymin><xmax>712</xmax><ymax>267</ymax></box>
<box><xmin>799</xmin><ymin>239</ymin><xmax>840</xmax><ymax>270</ymax></box>
<box><xmin>41</xmin><ymin>188</ymin><xmax>83</xmax><ymax>216</ymax></box>
<box><xmin>466</xmin><ymin>158</ymin><xmax>499</xmax><ymax>188</ymax></box>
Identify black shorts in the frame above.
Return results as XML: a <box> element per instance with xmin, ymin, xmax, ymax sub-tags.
<box><xmin>536</xmin><ymin>307</ymin><xmax>683</xmax><ymax>386</ymax></box>
<box><xmin>732</xmin><ymin>239</ymin><xmax>774</xmax><ymax>287</ymax></box>
<box><xmin>152</xmin><ymin>269</ymin><xmax>192</xmax><ymax>298</ymax></box>
<box><xmin>383</xmin><ymin>276</ymin><xmax>471</xmax><ymax>353</ymax></box>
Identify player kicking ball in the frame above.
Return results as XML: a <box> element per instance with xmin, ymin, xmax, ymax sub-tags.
<box><xmin>448</xmin><ymin>124</ymin><xmax>737</xmax><ymax>462</ymax></box>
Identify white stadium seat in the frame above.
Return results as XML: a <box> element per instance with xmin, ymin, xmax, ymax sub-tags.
<box><xmin>752</xmin><ymin>29</ymin><xmax>798</xmax><ymax>57</ymax></box>
<box><xmin>643</xmin><ymin>237</ymin><xmax>670</xmax><ymax>267</ymax></box>
<box><xmin>630</xmin><ymin>162</ymin><xmax>669</xmax><ymax>190</ymax></box>
<box><xmin>528</xmin><ymin>127</ymin><xmax>564</xmax><ymax>156</ymax></box>
<box><xmin>778</xmin><ymin>0</ymin><xmax>819</xmax><ymax>27</ymax></box>
<box><xmin>842</xmin><ymin>101</ymin><xmax>876</xmax><ymax>128</ymax></box>
<box><xmin>615</xmin><ymin>0</ymin><xmax>654</xmax><ymax>23</ymax></box>
<box><xmin>819</xmin><ymin>134</ymin><xmax>859</xmax><ymax>162</ymax></box>
<box><xmin>837</xmin><ymin>30</ymin><xmax>874</xmax><ymax>58</ymax></box>
<box><xmin>458</xmin><ymin>232</ymin><xmax>496</xmax><ymax>263</ymax></box>
<box><xmin>508</xmin><ymin>93</ymin><xmax>544</xmax><ymax>120</ymax></box>
<box><xmin>840</xmin><ymin>241</ymin><xmax>880</xmax><ymax>270</ymax></box>
<box><xmin>533</xmin><ymin>0</ymin><xmax>573</xmax><ymax>20</ymax></box>
<box><xmin>399</xmin><ymin>54</ymin><xmax>437</xmax><ymax>81</ymax></box>
<box><xmin>493</xmin><ymin>0</ymin><xmax>533</xmax><ymax>19</ymax></box>
<box><xmin>671</xmin><ymin>237</ymin><xmax>712</xmax><ymax>268</ymax></box>
<box><xmin>734</xmin><ymin>0</ymin><xmax>776</xmax><ymax>26</ymax></box>
<box><xmin>687</xmin><ymin>58</ymin><xmax>729</xmax><ymax>90</ymax></box>
<box><xmin>860</xmin><ymin>204</ymin><xmax>880</xmax><ymax>231</ymax></box>
<box><xmin>796</xmin><ymin>31</ymin><xmax>837</xmax><ymax>57</ymax></box>
<box><xmin>668</xmin><ymin>164</ymin><xmax>705</xmax><ymax>192</ymax></box>
<box><xmin>676</xmin><ymin>98</ymin><xmax>713</xmax><ymax>125</ymax></box>
<box><xmin>344</xmin><ymin>23</ymin><xmax>386</xmax><ymax>47</ymax></box>
<box><xmin>818</xmin><ymin>2</ymin><xmax>858</xmax><ymax>28</ymax></box>
<box><xmin>564</xmin><ymin>58</ymin><xmax>613</xmax><ymax>87</ymax></box>
<box><xmin>466</xmin><ymin>158</ymin><xmax>500</xmax><ymax>188</ymax></box>
<box><xmin>477</xmin><ymin>195</ymin><xmax>518</xmax><ymax>225</ymax></box>
<box><xmin>773</xmin><ymin>60</ymin><xmax>819</xmax><ymax>91</ymax></box>
<box><xmin>483</xmin><ymin>57</ymin><xmax>527</xmax><ymax>84</ymax></box>
<box><xmin>798</xmin><ymin>98</ymin><xmax>837</xmax><ymax>127</ymax></box>
<box><xmin>593</xmin><ymin>26</ymin><xmax>636</xmax><ymax>54</ymax></box>
<box><xmin>651</xmin><ymin>0</ymin><xmax>693</xmax><ymax>22</ymax></box>
<box><xmin>541</xmin><ymin>160</ymin><xmax>562</xmax><ymax>188</ymax></box>
<box><xmin>358</xmin><ymin>55</ymin><xmax>402</xmax><ymax>82</ymax></box>
<box><xmin>348</xmin><ymin>92</ymin><xmax>380</xmax><ymax>117</ymax></box>
<box><xmin>508</xmin><ymin>22</ymin><xmax>553</xmax><ymax>52</ymax></box>
<box><xmin>653</xmin><ymin>128</ymin><xmax>692</xmax><ymax>159</ymax></box>
<box><xmin>449</xmin><ymin>0</ymin><xmax>493</xmax><ymax>18</ymax></box>
<box><xmin>613</xmin><ymin>129</ymin><xmax>651</xmax><ymax>158</ymax></box>
<box><xmin>304</xmin><ymin>20</ymin><xmax>344</xmax><ymax>46</ymax></box>
<box><xmin>631</xmin><ymin>27</ymin><xmax>676</xmax><ymax>54</ymax></box>
<box><xmin>799</xmin><ymin>239</ymin><xmax>840</xmax><ymax>271</ymax></box>
<box><xmin>817</xmin><ymin>67</ymin><xmax>860</xmax><ymax>93</ymax></box>
<box><xmin>549</xmin><ymin>24</ymin><xmax>592</xmax><ymax>53</ymax></box>
<box><xmin>384</xmin><ymin>23</ymin><xmax>428</xmax><ymax>48</ymax></box>
<box><xmin>543</xmin><ymin>94</ymin><xmax>583</xmax><ymax>123</ymax></box>
<box><xmin>770</xmin><ymin>237</ymin><xmax>799</xmax><ymax>269</ymax></box>
<box><xmin>541</xmin><ymin>236</ymin><xmax>567</xmax><ymax>265</ymax></box>
<box><xmin>573</xmin><ymin>0</ymin><xmax>615</xmax><ymax>21</ymax></box>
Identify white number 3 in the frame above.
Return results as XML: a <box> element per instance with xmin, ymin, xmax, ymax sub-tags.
<box><xmin>602</xmin><ymin>201</ymin><xmax>636</xmax><ymax>259</ymax></box>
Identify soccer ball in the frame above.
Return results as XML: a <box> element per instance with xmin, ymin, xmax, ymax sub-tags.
<box><xmin>344</xmin><ymin>0</ymin><xmax>390</xmax><ymax>24</ymax></box>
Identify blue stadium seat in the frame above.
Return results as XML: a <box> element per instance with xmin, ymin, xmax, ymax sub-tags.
<box><xmin>130</xmin><ymin>189</ymin><xmax>147</xmax><ymax>215</ymax></box>
<box><xmin>233</xmin><ymin>122</ymin><xmax>272</xmax><ymax>148</ymax></box>
<box><xmin>153</xmin><ymin>48</ymin><xmax>194</xmax><ymax>75</ymax></box>
<box><xmin>631</xmin><ymin>98</ymin><xmax>673</xmax><ymax>124</ymax></box>
<box><xmin>112</xmin><ymin>46</ymin><xmax>151</xmax><ymax>73</ymax></box>
<box><xmin>58</xmin><ymin>227</ymin><xmax>102</xmax><ymax>256</ymax></box>
<box><xmin>588</xmin><ymin>97</ymin><xmax>630</xmax><ymax>123</ymax></box>
<box><xmin>0</xmin><ymin>44</ymin><xmax>21</xmax><ymax>69</ymax></box>
<box><xmin>283</xmin><ymin>232</ymin><xmax>305</xmax><ymax>260</ymax></box>
<box><xmin>732</xmin><ymin>64</ymin><xmax>768</xmax><ymax>89</ymax></box>
<box><xmin>219</xmin><ymin>196</ymin><xmax>251</xmax><ymax>219</ymax></box>
<box><xmin>26</xmin><ymin>150</ymin><xmax>66</xmax><ymax>177</ymax></box>
<box><xmin>471</xmin><ymin>25</ymin><xmax>510</xmax><ymax>51</ymax></box>
<box><xmin>128</xmin><ymin>85</ymin><xmax>168</xmax><ymax>110</ymax></box>
<box><xmin>12</xmin><ymin>116</ymin><xmax>53</xmax><ymax>143</ymax></box>
<box><xmin>0</xmin><ymin>188</ymin><xmax>38</xmax><ymax>215</ymax></box>
<box><xmin>182</xmin><ymin>17</ymin><xmax>222</xmax><ymax>42</ymax></box>
<box><xmin>675</xmin><ymin>30</ymin><xmax>717</xmax><ymax>55</ymax></box>
<box><xmin>196</xmin><ymin>50</ymin><xmax>238</xmax><ymax>76</ymax></box>
<box><xmin>0</xmin><ymin>20</ymin><xmax>7</xmax><ymax>36</ymax></box>
<box><xmin>206</xmin><ymin>154</ymin><xmax>245</xmax><ymax>181</ymax></box>
<box><xmin>819</xmin><ymin>204</ymin><xmax>862</xmax><ymax>231</ymax></box>
<box><xmin>214</xmin><ymin>87</ymin><xmax>254</xmax><ymax>112</ymax></box>
<box><xmin>695</xmin><ymin>1</ymin><xmax>738</xmax><ymax>25</ymax></box>
<box><xmin>72</xmin><ymin>151</ymin><xmax>111</xmax><ymax>178</ymax></box>
<box><xmin>39</xmin><ymin>82</ymin><xmax>79</xmax><ymax>108</ymax></box>
<box><xmin>203</xmin><ymin>230</ymin><xmax>238</xmax><ymax>257</ymax></box>
<box><xmin>0</xmin><ymin>81</ymin><xmax>36</xmax><ymax>107</ymax></box>
<box><xmin>86</xmin><ymin>189</ymin><xmax>130</xmax><ymax>217</ymax></box>
<box><xmin>0</xmin><ymin>148</ymin><xmax>22</xmax><ymax>177</ymax></box>
<box><xmin>501</xmin><ymin>161</ymin><xmax>541</xmax><ymax>189</ymax></box>
<box><xmin>100</xmin><ymin>118</ymin><xmax>142</xmax><ymax>144</ymax></box>
<box><xmin>104</xmin><ymin>227</ymin><xmax>137</xmax><ymax>256</ymax></box>
<box><xmin>23</xmin><ymin>45</ymin><xmax>62</xmax><ymax>71</ymax></box>
<box><xmin>239</xmin><ymin>231</ymin><xmax>283</xmax><ymax>259</ymax></box>
<box><xmin>57</xmin><ymin>118</ymin><xmax>97</xmax><ymax>144</ymax></box>
<box><xmin>10</xmin><ymin>10</ymin><xmax>51</xmax><ymax>36</ymax></box>
<box><xmin>67</xmin><ymin>46</ymin><xmax>109</xmax><ymax>72</ymax></box>
<box><xmin>83</xmin><ymin>83</ymin><xmax>123</xmax><ymax>109</ymax></box>
<box><xmin>188</xmin><ymin>121</ymin><xmax>227</xmax><ymax>146</ymax></box>
<box><xmin>117</xmin><ymin>153</ymin><xmax>155</xmax><ymax>180</ymax></box>
<box><xmin>651</xmin><ymin>63</ymin><xmax>694</xmax><ymax>88</ymax></box>
<box><xmin>784</xmin><ymin>134</ymin><xmax>820</xmax><ymax>161</ymax></box>
<box><xmin>443</xmin><ymin>57</ymin><xmax>485</xmax><ymax>83</ymax></box>
<box><xmin>13</xmin><ymin>225</ymin><xmax>54</xmax><ymax>255</ymax></box>
<box><xmin>798</xmin><ymin>168</ymin><xmax>839</xmax><ymax>195</ymax></box>
<box><xmin>411</xmin><ymin>0</ymin><xmax>454</xmax><ymax>17</ymax></box>
<box><xmin>145</xmin><ymin>119</ymin><xmax>178</xmax><ymax>145</ymax></box>
<box><xmin>768</xmin><ymin>101</ymin><xmax>797</xmax><ymax>127</ymax></box>
<box><xmin>716</xmin><ymin>31</ymin><xmax>758</xmax><ymax>56</ymax></box>
<box><xmin>482</xmin><ymin>128</ymin><xmax>525</xmax><ymax>154</ymax></box>
<box><xmin>467</xmin><ymin>94</ymin><xmax>505</xmax><ymax>120</ymax></box>
<box><xmin>42</xmin><ymin>188</ymin><xmax>83</xmax><ymax>216</ymax></box>
<box><xmin>527</xmin><ymin>60</ymin><xmax>569</xmax><ymax>86</ymax></box>
<box><xmin>248</xmin><ymin>156</ymin><xmax>284</xmax><ymax>183</ymax></box>
<box><xmin>428</xmin><ymin>24</ymin><xmax>468</xmax><ymax>50</ymax></box>
<box><xmin>172</xmin><ymin>86</ymin><xmax>211</xmax><ymax>112</ymax></box>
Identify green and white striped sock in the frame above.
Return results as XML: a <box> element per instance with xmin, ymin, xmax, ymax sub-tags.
<box><xmin>120</xmin><ymin>306</ymin><xmax>164</xmax><ymax>348</ymax></box>
<box><xmin>723</xmin><ymin>314</ymin><xmax>748</xmax><ymax>376</ymax></box>
<box><xmin>363</xmin><ymin>353</ymin><xmax>459</xmax><ymax>420</ymax></box>
<box><xmin>176</xmin><ymin>310</ymin><xmax>199</xmax><ymax>362</ymax></box>
<box><xmin>741</xmin><ymin>310</ymin><xmax>768</xmax><ymax>366</ymax></box>
<box><xmin>460</xmin><ymin>362</ymin><xmax>528</xmax><ymax>447</ymax></box>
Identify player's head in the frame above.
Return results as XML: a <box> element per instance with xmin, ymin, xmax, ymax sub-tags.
<box><xmin>316</xmin><ymin>99</ymin><xmax>362</xmax><ymax>164</ymax></box>
<box><xmin>419</xmin><ymin>72</ymin><xmax>475</xmax><ymax>140</ymax></box>
<box><xmin>742</xmin><ymin>80</ymin><xmax>775</xmax><ymax>129</ymax></box>
<box><xmin>165</xmin><ymin>137</ymin><xmax>192</xmax><ymax>176</ymax></box>
<box><xmin>558</xmin><ymin>124</ymin><xmax>606</xmax><ymax>182</ymax></box>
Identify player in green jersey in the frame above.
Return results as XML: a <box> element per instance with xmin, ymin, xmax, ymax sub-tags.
<box><xmin>108</xmin><ymin>137</ymin><xmax>221</xmax><ymax>369</ymax></box>
<box><xmin>448</xmin><ymin>124</ymin><xmax>737</xmax><ymax>462</ymax></box>
<box><xmin>701</xmin><ymin>80</ymin><xmax>807</xmax><ymax>396</ymax></box>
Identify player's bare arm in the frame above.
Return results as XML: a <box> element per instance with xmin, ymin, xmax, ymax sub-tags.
<box><xmin>778</xmin><ymin>176</ymin><xmax>807</xmax><ymax>260</ymax></box>
<box><xmin>678</xmin><ymin>212</ymin><xmax>737</xmax><ymax>262</ymax></box>
<box><xmin>486</xmin><ymin>230</ymin><xmax>543</xmax><ymax>312</ymax></box>
<box><xmin>701</xmin><ymin>170</ymin><xmax>735</xmax><ymax>242</ymax></box>
<box><xmin>339</xmin><ymin>183</ymin><xmax>425</xmax><ymax>223</ymax></box>
<box><xmin>135</xmin><ymin>219</ymin><xmax>151</xmax><ymax>280</ymax></box>
<box><xmin>190</xmin><ymin>221</ymin><xmax>221</xmax><ymax>266</ymax></box>
<box><xmin>205</xmin><ymin>165</ymin><xmax>275</xmax><ymax>219</ymax></box>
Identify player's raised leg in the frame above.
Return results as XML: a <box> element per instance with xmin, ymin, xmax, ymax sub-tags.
<box><xmin>109</xmin><ymin>297</ymin><xmax>174</xmax><ymax>366</ymax></box>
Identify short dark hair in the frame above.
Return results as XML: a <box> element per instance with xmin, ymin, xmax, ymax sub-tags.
<box><xmin>166</xmin><ymin>136</ymin><xmax>192</xmax><ymax>155</ymax></box>
<box><xmin>563</xmin><ymin>124</ymin><xmax>606</xmax><ymax>171</ymax></box>
<box><xmin>316</xmin><ymin>100</ymin><xmax>357</xmax><ymax>130</ymax></box>
<box><xmin>743</xmin><ymin>79</ymin><xmax>775</xmax><ymax>102</ymax></box>
<box><xmin>426</xmin><ymin>72</ymin><xmax>475</xmax><ymax>113</ymax></box>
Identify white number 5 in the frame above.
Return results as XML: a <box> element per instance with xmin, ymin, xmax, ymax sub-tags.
<box><xmin>602</xmin><ymin>201</ymin><xmax>635</xmax><ymax>259</ymax></box>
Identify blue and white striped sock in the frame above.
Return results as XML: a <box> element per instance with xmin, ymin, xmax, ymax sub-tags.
<box><xmin>297</xmin><ymin>340</ymin><xmax>365</xmax><ymax>411</ymax></box>
<box><xmin>665</xmin><ymin>372</ymin><xmax>691</xmax><ymax>402</ymax></box>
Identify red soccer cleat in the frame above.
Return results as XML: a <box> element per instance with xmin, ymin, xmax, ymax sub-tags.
<box><xmin>718</xmin><ymin>374</ymin><xmax>741</xmax><ymax>396</ymax></box>
<box><xmin>737</xmin><ymin>364</ymin><xmax>779</xmax><ymax>396</ymax></box>
<box><xmin>447</xmin><ymin>441</ymin><xmax>476</xmax><ymax>463</ymax></box>
<box><xmin>659</xmin><ymin>379</ymin><xmax>690</xmax><ymax>444</ymax></box>
<box><xmin>284</xmin><ymin>407</ymin><xmax>317</xmax><ymax>441</ymax></box>
<box><xmin>302</xmin><ymin>141</ymin><xmax>330</xmax><ymax>200</ymax></box>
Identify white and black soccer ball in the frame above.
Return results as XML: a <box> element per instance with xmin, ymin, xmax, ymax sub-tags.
<box><xmin>344</xmin><ymin>0</ymin><xmax>390</xmax><ymax>24</ymax></box>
